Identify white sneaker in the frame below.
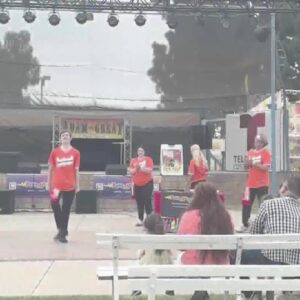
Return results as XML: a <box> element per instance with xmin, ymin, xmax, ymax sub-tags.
<box><xmin>135</xmin><ymin>220</ymin><xmax>143</xmax><ymax>227</ymax></box>
<box><xmin>235</xmin><ymin>225</ymin><xmax>249</xmax><ymax>233</ymax></box>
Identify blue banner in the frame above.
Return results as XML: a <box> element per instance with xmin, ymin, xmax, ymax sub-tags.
<box><xmin>7</xmin><ymin>174</ymin><xmax>48</xmax><ymax>196</ymax></box>
<box><xmin>7</xmin><ymin>174</ymin><xmax>132</xmax><ymax>199</ymax></box>
<box><xmin>93</xmin><ymin>175</ymin><xmax>131</xmax><ymax>199</ymax></box>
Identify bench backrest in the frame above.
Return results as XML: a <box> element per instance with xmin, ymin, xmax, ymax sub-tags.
<box><xmin>96</xmin><ymin>233</ymin><xmax>300</xmax><ymax>251</ymax></box>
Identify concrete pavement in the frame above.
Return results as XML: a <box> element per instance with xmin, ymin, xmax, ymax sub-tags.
<box><xmin>0</xmin><ymin>210</ymin><xmax>243</xmax><ymax>297</ymax></box>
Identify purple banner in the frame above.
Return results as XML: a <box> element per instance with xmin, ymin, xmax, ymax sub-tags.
<box><xmin>93</xmin><ymin>175</ymin><xmax>131</xmax><ymax>199</ymax></box>
<box><xmin>7</xmin><ymin>174</ymin><xmax>48</xmax><ymax>196</ymax></box>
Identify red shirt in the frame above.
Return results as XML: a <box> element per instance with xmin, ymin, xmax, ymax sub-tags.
<box><xmin>48</xmin><ymin>146</ymin><xmax>80</xmax><ymax>191</ymax></box>
<box><xmin>177</xmin><ymin>210</ymin><xmax>230</xmax><ymax>265</ymax></box>
<box><xmin>246</xmin><ymin>147</ymin><xmax>271</xmax><ymax>188</ymax></box>
<box><xmin>188</xmin><ymin>159</ymin><xmax>207</xmax><ymax>183</ymax></box>
<box><xmin>129</xmin><ymin>156</ymin><xmax>153</xmax><ymax>186</ymax></box>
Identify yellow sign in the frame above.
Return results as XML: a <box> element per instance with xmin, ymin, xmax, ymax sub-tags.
<box><xmin>61</xmin><ymin>118</ymin><xmax>124</xmax><ymax>139</ymax></box>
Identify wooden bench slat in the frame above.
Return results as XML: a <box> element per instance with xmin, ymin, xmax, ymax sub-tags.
<box><xmin>128</xmin><ymin>265</ymin><xmax>300</xmax><ymax>277</ymax></box>
<box><xmin>97</xmin><ymin>266</ymin><xmax>128</xmax><ymax>280</ymax></box>
<box><xmin>128</xmin><ymin>278</ymin><xmax>300</xmax><ymax>293</ymax></box>
<box><xmin>96</xmin><ymin>233</ymin><xmax>300</xmax><ymax>250</ymax></box>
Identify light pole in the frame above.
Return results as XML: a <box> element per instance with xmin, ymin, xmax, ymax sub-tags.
<box><xmin>270</xmin><ymin>13</ymin><xmax>277</xmax><ymax>195</ymax></box>
<box><xmin>40</xmin><ymin>75</ymin><xmax>51</xmax><ymax>102</ymax></box>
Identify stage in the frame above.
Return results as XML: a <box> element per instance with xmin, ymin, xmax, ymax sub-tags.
<box><xmin>0</xmin><ymin>170</ymin><xmax>291</xmax><ymax>213</ymax></box>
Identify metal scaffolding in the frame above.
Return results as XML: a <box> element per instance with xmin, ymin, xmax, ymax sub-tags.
<box><xmin>0</xmin><ymin>0</ymin><xmax>299</xmax><ymax>14</ymax></box>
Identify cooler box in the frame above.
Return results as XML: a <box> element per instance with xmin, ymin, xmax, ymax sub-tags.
<box><xmin>153</xmin><ymin>191</ymin><xmax>161</xmax><ymax>214</ymax></box>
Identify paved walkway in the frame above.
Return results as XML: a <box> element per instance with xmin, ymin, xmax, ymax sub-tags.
<box><xmin>0</xmin><ymin>210</ymin><xmax>243</xmax><ymax>297</ymax></box>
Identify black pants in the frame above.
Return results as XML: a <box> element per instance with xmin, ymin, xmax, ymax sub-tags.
<box><xmin>134</xmin><ymin>180</ymin><xmax>153</xmax><ymax>221</ymax></box>
<box><xmin>51</xmin><ymin>190</ymin><xmax>75</xmax><ymax>233</ymax></box>
<box><xmin>191</xmin><ymin>180</ymin><xmax>206</xmax><ymax>190</ymax></box>
<box><xmin>242</xmin><ymin>186</ymin><xmax>268</xmax><ymax>227</ymax></box>
<box><xmin>240</xmin><ymin>250</ymin><xmax>286</xmax><ymax>299</ymax></box>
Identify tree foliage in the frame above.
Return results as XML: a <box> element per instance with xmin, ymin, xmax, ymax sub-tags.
<box><xmin>277</xmin><ymin>14</ymin><xmax>300</xmax><ymax>89</ymax></box>
<box><xmin>0</xmin><ymin>30</ymin><xmax>40</xmax><ymax>104</ymax></box>
<box><xmin>148</xmin><ymin>15</ymin><xmax>271</xmax><ymax>104</ymax></box>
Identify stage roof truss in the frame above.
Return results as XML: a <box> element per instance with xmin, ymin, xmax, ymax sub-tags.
<box><xmin>1</xmin><ymin>0</ymin><xmax>299</xmax><ymax>14</ymax></box>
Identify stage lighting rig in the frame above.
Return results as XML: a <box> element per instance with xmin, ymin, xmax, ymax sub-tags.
<box><xmin>195</xmin><ymin>14</ymin><xmax>205</xmax><ymax>26</ymax></box>
<box><xmin>135</xmin><ymin>13</ymin><xmax>146</xmax><ymax>26</ymax></box>
<box><xmin>0</xmin><ymin>10</ymin><xmax>10</xmax><ymax>24</ymax></box>
<box><xmin>76</xmin><ymin>12</ymin><xmax>88</xmax><ymax>24</ymax></box>
<box><xmin>167</xmin><ymin>13</ymin><xmax>177</xmax><ymax>29</ymax></box>
<box><xmin>48</xmin><ymin>11</ymin><xmax>60</xmax><ymax>26</ymax></box>
<box><xmin>23</xmin><ymin>10</ymin><xmax>36</xmax><ymax>23</ymax></box>
<box><xmin>107</xmin><ymin>13</ymin><xmax>119</xmax><ymax>27</ymax></box>
<box><xmin>220</xmin><ymin>13</ymin><xmax>230</xmax><ymax>29</ymax></box>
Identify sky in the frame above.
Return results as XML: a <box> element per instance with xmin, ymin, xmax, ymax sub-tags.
<box><xmin>0</xmin><ymin>10</ymin><xmax>168</xmax><ymax>103</ymax></box>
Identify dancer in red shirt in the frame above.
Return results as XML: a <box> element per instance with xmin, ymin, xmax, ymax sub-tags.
<box><xmin>188</xmin><ymin>144</ymin><xmax>208</xmax><ymax>189</ymax></box>
<box><xmin>48</xmin><ymin>130</ymin><xmax>80</xmax><ymax>243</ymax></box>
<box><xmin>237</xmin><ymin>133</ymin><xmax>271</xmax><ymax>233</ymax></box>
<box><xmin>128</xmin><ymin>147</ymin><xmax>153</xmax><ymax>226</ymax></box>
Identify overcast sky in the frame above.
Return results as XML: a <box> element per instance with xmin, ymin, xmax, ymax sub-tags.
<box><xmin>0</xmin><ymin>11</ymin><xmax>168</xmax><ymax>101</ymax></box>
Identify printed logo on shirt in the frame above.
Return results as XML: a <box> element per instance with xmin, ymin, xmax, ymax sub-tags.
<box><xmin>251</xmin><ymin>155</ymin><xmax>261</xmax><ymax>165</ymax></box>
<box><xmin>56</xmin><ymin>156</ymin><xmax>74</xmax><ymax>167</ymax></box>
<box><xmin>139</xmin><ymin>160</ymin><xmax>146</xmax><ymax>168</ymax></box>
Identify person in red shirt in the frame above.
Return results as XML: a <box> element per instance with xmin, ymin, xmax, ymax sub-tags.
<box><xmin>177</xmin><ymin>182</ymin><xmax>233</xmax><ymax>300</ymax></box>
<box><xmin>188</xmin><ymin>144</ymin><xmax>208</xmax><ymax>189</ymax></box>
<box><xmin>128</xmin><ymin>147</ymin><xmax>153</xmax><ymax>226</ymax></box>
<box><xmin>238</xmin><ymin>133</ymin><xmax>271</xmax><ymax>232</ymax></box>
<box><xmin>47</xmin><ymin>130</ymin><xmax>80</xmax><ymax>243</ymax></box>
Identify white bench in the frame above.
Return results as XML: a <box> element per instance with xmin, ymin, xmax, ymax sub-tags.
<box><xmin>96</xmin><ymin>233</ymin><xmax>300</xmax><ymax>300</ymax></box>
<box><xmin>128</xmin><ymin>265</ymin><xmax>300</xmax><ymax>300</ymax></box>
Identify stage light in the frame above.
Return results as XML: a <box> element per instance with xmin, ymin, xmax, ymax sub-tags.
<box><xmin>220</xmin><ymin>14</ymin><xmax>230</xmax><ymax>29</ymax></box>
<box><xmin>249</xmin><ymin>12</ymin><xmax>259</xmax><ymax>26</ymax></box>
<box><xmin>246</xmin><ymin>0</ymin><xmax>254</xmax><ymax>10</ymax></box>
<box><xmin>23</xmin><ymin>10</ymin><xmax>36</xmax><ymax>23</ymax></box>
<box><xmin>0</xmin><ymin>11</ymin><xmax>10</xmax><ymax>24</ymax></box>
<box><xmin>195</xmin><ymin>14</ymin><xmax>205</xmax><ymax>26</ymax></box>
<box><xmin>107</xmin><ymin>13</ymin><xmax>119</xmax><ymax>27</ymax></box>
<box><xmin>167</xmin><ymin>14</ymin><xmax>177</xmax><ymax>29</ymax></box>
<box><xmin>76</xmin><ymin>12</ymin><xmax>88</xmax><ymax>24</ymax></box>
<box><xmin>135</xmin><ymin>14</ymin><xmax>146</xmax><ymax>26</ymax></box>
<box><xmin>48</xmin><ymin>12</ymin><xmax>60</xmax><ymax>26</ymax></box>
<box><xmin>254</xmin><ymin>25</ymin><xmax>270</xmax><ymax>42</ymax></box>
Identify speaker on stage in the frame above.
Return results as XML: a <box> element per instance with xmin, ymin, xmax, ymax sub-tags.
<box><xmin>0</xmin><ymin>152</ymin><xmax>20</xmax><ymax>173</ymax></box>
<box><xmin>105</xmin><ymin>164</ymin><xmax>127</xmax><ymax>175</ymax></box>
<box><xmin>75</xmin><ymin>190</ymin><xmax>98</xmax><ymax>214</ymax></box>
<box><xmin>0</xmin><ymin>190</ymin><xmax>15</xmax><ymax>214</ymax></box>
<box><xmin>191</xmin><ymin>125</ymin><xmax>212</xmax><ymax>150</ymax></box>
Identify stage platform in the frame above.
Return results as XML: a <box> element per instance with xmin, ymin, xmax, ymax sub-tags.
<box><xmin>0</xmin><ymin>171</ymin><xmax>290</xmax><ymax>212</ymax></box>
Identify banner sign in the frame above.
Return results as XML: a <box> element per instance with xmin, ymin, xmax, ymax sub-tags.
<box><xmin>225</xmin><ymin>111</ymin><xmax>283</xmax><ymax>171</ymax></box>
<box><xmin>61</xmin><ymin>118</ymin><xmax>124</xmax><ymax>139</ymax></box>
<box><xmin>160</xmin><ymin>144</ymin><xmax>184</xmax><ymax>176</ymax></box>
<box><xmin>161</xmin><ymin>190</ymin><xmax>193</xmax><ymax>218</ymax></box>
<box><xmin>93</xmin><ymin>175</ymin><xmax>131</xmax><ymax>199</ymax></box>
<box><xmin>7</xmin><ymin>174</ymin><xmax>48</xmax><ymax>196</ymax></box>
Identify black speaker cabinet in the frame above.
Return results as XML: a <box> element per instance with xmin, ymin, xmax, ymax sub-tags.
<box><xmin>105</xmin><ymin>164</ymin><xmax>127</xmax><ymax>175</ymax></box>
<box><xmin>191</xmin><ymin>125</ymin><xmax>213</xmax><ymax>150</ymax></box>
<box><xmin>75</xmin><ymin>190</ymin><xmax>98</xmax><ymax>214</ymax></box>
<box><xmin>0</xmin><ymin>190</ymin><xmax>15</xmax><ymax>214</ymax></box>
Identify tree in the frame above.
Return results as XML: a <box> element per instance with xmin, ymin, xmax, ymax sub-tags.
<box><xmin>277</xmin><ymin>14</ymin><xmax>300</xmax><ymax>89</ymax></box>
<box><xmin>148</xmin><ymin>15</ymin><xmax>272</xmax><ymax>106</ymax></box>
<box><xmin>0</xmin><ymin>30</ymin><xmax>40</xmax><ymax>105</ymax></box>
